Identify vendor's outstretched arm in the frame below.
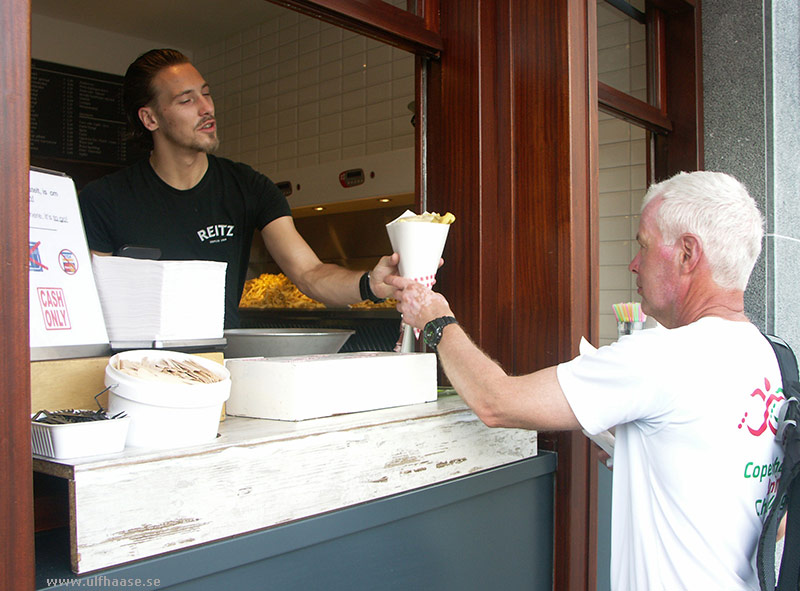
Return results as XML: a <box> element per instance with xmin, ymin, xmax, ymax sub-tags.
<box><xmin>261</xmin><ymin>216</ymin><xmax>397</xmax><ymax>305</ymax></box>
<box><xmin>386</xmin><ymin>276</ymin><xmax>580</xmax><ymax>431</ymax></box>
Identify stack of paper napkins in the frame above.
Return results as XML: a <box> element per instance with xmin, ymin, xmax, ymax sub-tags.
<box><xmin>92</xmin><ymin>256</ymin><xmax>227</xmax><ymax>342</ymax></box>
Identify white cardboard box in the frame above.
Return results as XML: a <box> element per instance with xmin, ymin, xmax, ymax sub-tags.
<box><xmin>225</xmin><ymin>352</ymin><xmax>438</xmax><ymax>420</ymax></box>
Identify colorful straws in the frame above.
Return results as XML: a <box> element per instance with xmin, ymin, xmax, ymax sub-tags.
<box><xmin>612</xmin><ymin>302</ymin><xmax>646</xmax><ymax>323</ymax></box>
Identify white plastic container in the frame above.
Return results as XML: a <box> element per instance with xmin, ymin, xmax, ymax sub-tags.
<box><xmin>31</xmin><ymin>416</ymin><xmax>130</xmax><ymax>460</ymax></box>
<box><xmin>105</xmin><ymin>350</ymin><xmax>231</xmax><ymax>450</ymax></box>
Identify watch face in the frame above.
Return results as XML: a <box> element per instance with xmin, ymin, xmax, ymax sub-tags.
<box><xmin>423</xmin><ymin>323</ymin><xmax>438</xmax><ymax>347</ymax></box>
<box><xmin>423</xmin><ymin>316</ymin><xmax>456</xmax><ymax>350</ymax></box>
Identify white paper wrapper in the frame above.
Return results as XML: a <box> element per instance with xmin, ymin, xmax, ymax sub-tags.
<box><xmin>386</xmin><ymin>210</ymin><xmax>451</xmax><ymax>289</ymax></box>
<box><xmin>386</xmin><ymin>210</ymin><xmax>452</xmax><ymax>347</ymax></box>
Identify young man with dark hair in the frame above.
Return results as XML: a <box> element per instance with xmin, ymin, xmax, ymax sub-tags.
<box><xmin>80</xmin><ymin>48</ymin><xmax>396</xmax><ymax>328</ymax></box>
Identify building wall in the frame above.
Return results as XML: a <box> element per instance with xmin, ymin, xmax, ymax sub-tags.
<box><xmin>703</xmin><ymin>0</ymin><xmax>800</xmax><ymax>353</ymax></box>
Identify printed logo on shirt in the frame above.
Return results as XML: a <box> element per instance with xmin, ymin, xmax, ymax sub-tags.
<box><xmin>197</xmin><ymin>224</ymin><xmax>235</xmax><ymax>244</ymax></box>
<box><xmin>744</xmin><ymin>455</ymin><xmax>784</xmax><ymax>517</ymax></box>
<box><xmin>737</xmin><ymin>377</ymin><xmax>785</xmax><ymax>437</ymax></box>
<box><xmin>739</xmin><ymin>377</ymin><xmax>787</xmax><ymax>520</ymax></box>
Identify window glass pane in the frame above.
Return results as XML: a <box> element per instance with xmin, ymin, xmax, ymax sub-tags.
<box><xmin>386</xmin><ymin>0</ymin><xmax>418</xmax><ymax>13</ymax></box>
<box><xmin>597</xmin><ymin>0</ymin><xmax>647</xmax><ymax>102</ymax></box>
<box><xmin>189</xmin><ymin>6</ymin><xmax>416</xmax><ymax>272</ymax></box>
<box><xmin>597</xmin><ymin>113</ymin><xmax>648</xmax><ymax>345</ymax></box>
<box><xmin>192</xmin><ymin>8</ymin><xmax>415</xmax><ymax>175</ymax></box>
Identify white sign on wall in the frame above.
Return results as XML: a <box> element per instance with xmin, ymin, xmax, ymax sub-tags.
<box><xmin>29</xmin><ymin>168</ymin><xmax>109</xmax><ymax>360</ymax></box>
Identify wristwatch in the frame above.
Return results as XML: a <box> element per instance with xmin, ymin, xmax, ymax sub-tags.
<box><xmin>359</xmin><ymin>271</ymin><xmax>385</xmax><ymax>303</ymax></box>
<box><xmin>422</xmin><ymin>316</ymin><xmax>459</xmax><ymax>351</ymax></box>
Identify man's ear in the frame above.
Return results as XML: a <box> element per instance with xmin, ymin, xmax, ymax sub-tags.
<box><xmin>678</xmin><ymin>233</ymin><xmax>703</xmax><ymax>273</ymax></box>
<box><xmin>138</xmin><ymin>106</ymin><xmax>159</xmax><ymax>132</ymax></box>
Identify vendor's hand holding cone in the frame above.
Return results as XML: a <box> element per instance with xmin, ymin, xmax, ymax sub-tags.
<box><xmin>386</xmin><ymin>210</ymin><xmax>452</xmax><ymax>287</ymax></box>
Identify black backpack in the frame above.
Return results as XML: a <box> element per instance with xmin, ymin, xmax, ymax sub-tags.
<box><xmin>758</xmin><ymin>334</ymin><xmax>800</xmax><ymax>591</ymax></box>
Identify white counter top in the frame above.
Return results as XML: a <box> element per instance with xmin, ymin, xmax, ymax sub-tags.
<box><xmin>33</xmin><ymin>395</ymin><xmax>538</xmax><ymax>574</ymax></box>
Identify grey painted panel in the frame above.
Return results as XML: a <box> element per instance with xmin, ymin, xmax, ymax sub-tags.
<box><xmin>37</xmin><ymin>454</ymin><xmax>556</xmax><ymax>591</ymax></box>
<box><xmin>596</xmin><ymin>461</ymin><xmax>613</xmax><ymax>591</ymax></box>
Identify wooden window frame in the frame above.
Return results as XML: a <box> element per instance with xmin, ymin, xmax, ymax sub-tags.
<box><xmin>598</xmin><ymin>0</ymin><xmax>702</xmax><ymax>178</ymax></box>
<box><xmin>272</xmin><ymin>0</ymin><xmax>442</xmax><ymax>56</ymax></box>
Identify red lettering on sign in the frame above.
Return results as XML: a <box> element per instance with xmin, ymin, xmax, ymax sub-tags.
<box><xmin>36</xmin><ymin>287</ymin><xmax>71</xmax><ymax>331</ymax></box>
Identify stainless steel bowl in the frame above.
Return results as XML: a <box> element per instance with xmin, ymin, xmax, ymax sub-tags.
<box><xmin>223</xmin><ymin>328</ymin><xmax>355</xmax><ymax>358</ymax></box>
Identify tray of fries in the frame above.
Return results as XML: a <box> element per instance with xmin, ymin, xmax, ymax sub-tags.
<box><xmin>239</xmin><ymin>273</ymin><xmax>325</xmax><ymax>309</ymax></box>
<box><xmin>239</xmin><ymin>272</ymin><xmax>397</xmax><ymax>310</ymax></box>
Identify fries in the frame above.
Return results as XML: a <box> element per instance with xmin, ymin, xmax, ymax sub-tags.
<box><xmin>239</xmin><ymin>273</ymin><xmax>325</xmax><ymax>309</ymax></box>
<box><xmin>349</xmin><ymin>298</ymin><xmax>398</xmax><ymax>310</ymax></box>
<box><xmin>240</xmin><ymin>273</ymin><xmax>398</xmax><ymax>310</ymax></box>
<box><xmin>397</xmin><ymin>211</ymin><xmax>456</xmax><ymax>224</ymax></box>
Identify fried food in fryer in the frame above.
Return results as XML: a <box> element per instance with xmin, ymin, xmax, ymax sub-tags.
<box><xmin>239</xmin><ymin>273</ymin><xmax>325</xmax><ymax>309</ymax></box>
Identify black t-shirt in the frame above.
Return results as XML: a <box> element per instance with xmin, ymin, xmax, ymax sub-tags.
<box><xmin>78</xmin><ymin>155</ymin><xmax>291</xmax><ymax>328</ymax></box>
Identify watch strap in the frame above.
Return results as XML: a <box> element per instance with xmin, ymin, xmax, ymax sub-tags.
<box><xmin>359</xmin><ymin>271</ymin><xmax>385</xmax><ymax>303</ymax></box>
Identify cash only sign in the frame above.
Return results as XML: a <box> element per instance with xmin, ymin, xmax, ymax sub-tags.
<box><xmin>28</xmin><ymin>168</ymin><xmax>109</xmax><ymax>360</ymax></box>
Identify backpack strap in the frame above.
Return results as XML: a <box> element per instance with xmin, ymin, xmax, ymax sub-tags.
<box><xmin>758</xmin><ymin>334</ymin><xmax>800</xmax><ymax>591</ymax></box>
<box><xmin>777</xmin><ymin>468</ymin><xmax>800</xmax><ymax>591</ymax></box>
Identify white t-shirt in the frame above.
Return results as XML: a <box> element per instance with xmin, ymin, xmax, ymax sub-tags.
<box><xmin>557</xmin><ymin>317</ymin><xmax>786</xmax><ymax>591</ymax></box>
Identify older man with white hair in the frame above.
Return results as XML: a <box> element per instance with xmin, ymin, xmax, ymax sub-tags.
<box><xmin>388</xmin><ymin>171</ymin><xmax>783</xmax><ymax>590</ymax></box>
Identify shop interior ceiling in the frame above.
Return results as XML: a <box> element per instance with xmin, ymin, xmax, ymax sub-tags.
<box><xmin>31</xmin><ymin>0</ymin><xmax>285</xmax><ymax>48</ymax></box>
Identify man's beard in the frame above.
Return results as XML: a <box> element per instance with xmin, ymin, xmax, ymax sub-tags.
<box><xmin>158</xmin><ymin>122</ymin><xmax>220</xmax><ymax>154</ymax></box>
<box><xmin>197</xmin><ymin>134</ymin><xmax>220</xmax><ymax>154</ymax></box>
<box><xmin>192</xmin><ymin>128</ymin><xmax>219</xmax><ymax>154</ymax></box>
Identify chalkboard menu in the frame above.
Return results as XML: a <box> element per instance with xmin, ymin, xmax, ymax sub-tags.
<box><xmin>31</xmin><ymin>59</ymin><xmax>145</xmax><ymax>168</ymax></box>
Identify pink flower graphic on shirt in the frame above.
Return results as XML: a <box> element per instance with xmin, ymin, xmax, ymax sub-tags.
<box><xmin>738</xmin><ymin>377</ymin><xmax>785</xmax><ymax>436</ymax></box>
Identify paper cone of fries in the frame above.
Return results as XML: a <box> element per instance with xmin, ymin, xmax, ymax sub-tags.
<box><xmin>386</xmin><ymin>210</ymin><xmax>452</xmax><ymax>289</ymax></box>
<box><xmin>386</xmin><ymin>210</ymin><xmax>454</xmax><ymax>348</ymax></box>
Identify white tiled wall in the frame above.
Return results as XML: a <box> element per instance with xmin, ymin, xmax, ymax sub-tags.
<box><xmin>597</xmin><ymin>0</ymin><xmax>648</xmax><ymax>344</ymax></box>
<box><xmin>597</xmin><ymin>0</ymin><xmax>646</xmax><ymax>94</ymax></box>
<box><xmin>192</xmin><ymin>4</ymin><xmax>415</xmax><ymax>178</ymax></box>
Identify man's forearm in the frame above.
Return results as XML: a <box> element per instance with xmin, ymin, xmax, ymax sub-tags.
<box><xmin>435</xmin><ymin>324</ymin><xmax>514</xmax><ymax>427</ymax></box>
<box><xmin>293</xmin><ymin>263</ymin><xmax>362</xmax><ymax>307</ymax></box>
<box><xmin>386</xmin><ymin>275</ymin><xmax>580</xmax><ymax>432</ymax></box>
<box><xmin>435</xmin><ymin>326</ymin><xmax>580</xmax><ymax>432</ymax></box>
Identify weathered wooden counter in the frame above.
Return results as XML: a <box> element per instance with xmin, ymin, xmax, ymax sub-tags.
<box><xmin>34</xmin><ymin>395</ymin><xmax>555</xmax><ymax>590</ymax></box>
